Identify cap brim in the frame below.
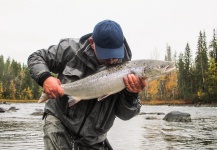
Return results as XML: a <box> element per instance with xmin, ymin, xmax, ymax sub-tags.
<box><xmin>95</xmin><ymin>44</ymin><xmax>124</xmax><ymax>59</ymax></box>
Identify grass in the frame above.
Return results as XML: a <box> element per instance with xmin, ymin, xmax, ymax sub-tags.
<box><xmin>0</xmin><ymin>99</ymin><xmax>215</xmax><ymax>106</ymax></box>
<box><xmin>1</xmin><ymin>99</ymin><xmax>191</xmax><ymax>105</ymax></box>
<box><xmin>141</xmin><ymin>99</ymin><xmax>193</xmax><ymax>105</ymax></box>
<box><xmin>0</xmin><ymin>99</ymin><xmax>38</xmax><ymax>103</ymax></box>
<box><xmin>0</xmin><ymin>98</ymin><xmax>194</xmax><ymax>106</ymax></box>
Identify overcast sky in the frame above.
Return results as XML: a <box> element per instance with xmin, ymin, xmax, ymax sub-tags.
<box><xmin>0</xmin><ymin>0</ymin><xmax>217</xmax><ymax>64</ymax></box>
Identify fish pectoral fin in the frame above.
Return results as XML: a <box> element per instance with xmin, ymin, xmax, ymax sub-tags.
<box><xmin>68</xmin><ymin>96</ymin><xmax>81</xmax><ymax>107</ymax></box>
<box><xmin>97</xmin><ymin>94</ymin><xmax>110</xmax><ymax>101</ymax></box>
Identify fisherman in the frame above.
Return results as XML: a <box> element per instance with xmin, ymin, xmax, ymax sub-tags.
<box><xmin>28</xmin><ymin>19</ymin><xmax>146</xmax><ymax>150</ymax></box>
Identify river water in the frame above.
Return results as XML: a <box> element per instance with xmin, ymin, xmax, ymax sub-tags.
<box><xmin>0</xmin><ymin>103</ymin><xmax>217</xmax><ymax>150</ymax></box>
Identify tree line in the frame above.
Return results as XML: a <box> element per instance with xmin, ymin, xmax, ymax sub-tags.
<box><xmin>0</xmin><ymin>57</ymin><xmax>41</xmax><ymax>100</ymax></box>
<box><xmin>142</xmin><ymin>29</ymin><xmax>217</xmax><ymax>104</ymax></box>
<box><xmin>0</xmin><ymin>29</ymin><xmax>217</xmax><ymax>103</ymax></box>
<box><xmin>176</xmin><ymin>29</ymin><xmax>217</xmax><ymax>103</ymax></box>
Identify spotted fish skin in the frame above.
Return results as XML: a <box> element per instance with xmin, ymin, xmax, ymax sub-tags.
<box><xmin>38</xmin><ymin>59</ymin><xmax>176</xmax><ymax>104</ymax></box>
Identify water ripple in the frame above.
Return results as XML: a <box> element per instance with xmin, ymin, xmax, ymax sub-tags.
<box><xmin>1</xmin><ymin>104</ymin><xmax>217</xmax><ymax>149</ymax></box>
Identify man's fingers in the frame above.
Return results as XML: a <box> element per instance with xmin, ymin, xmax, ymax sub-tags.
<box><xmin>127</xmin><ymin>74</ymin><xmax>133</xmax><ymax>85</ymax></box>
<box><xmin>43</xmin><ymin>77</ymin><xmax>64</xmax><ymax>99</ymax></box>
<box><xmin>123</xmin><ymin>74</ymin><xmax>139</xmax><ymax>93</ymax></box>
<box><xmin>49</xmin><ymin>87</ymin><xmax>64</xmax><ymax>98</ymax></box>
<box><xmin>123</xmin><ymin>74</ymin><xmax>147</xmax><ymax>93</ymax></box>
<box><xmin>131</xmin><ymin>74</ymin><xmax>142</xmax><ymax>90</ymax></box>
<box><xmin>46</xmin><ymin>89</ymin><xmax>57</xmax><ymax>99</ymax></box>
<box><xmin>50</xmin><ymin>93</ymin><xmax>57</xmax><ymax>99</ymax></box>
<box><xmin>128</xmin><ymin>74</ymin><xmax>139</xmax><ymax>91</ymax></box>
<box><xmin>58</xmin><ymin>86</ymin><xmax>64</xmax><ymax>97</ymax></box>
<box><xmin>123</xmin><ymin>75</ymin><xmax>133</xmax><ymax>92</ymax></box>
<box><xmin>57</xmin><ymin>79</ymin><xmax>61</xmax><ymax>85</ymax></box>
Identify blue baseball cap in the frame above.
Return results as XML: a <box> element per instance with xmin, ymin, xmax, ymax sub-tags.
<box><xmin>92</xmin><ymin>20</ymin><xmax>124</xmax><ymax>59</ymax></box>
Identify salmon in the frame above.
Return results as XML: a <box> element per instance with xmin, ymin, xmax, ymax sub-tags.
<box><xmin>38</xmin><ymin>59</ymin><xmax>176</xmax><ymax>106</ymax></box>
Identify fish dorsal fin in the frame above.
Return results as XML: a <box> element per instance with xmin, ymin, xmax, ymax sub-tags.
<box><xmin>97</xmin><ymin>94</ymin><xmax>110</xmax><ymax>101</ymax></box>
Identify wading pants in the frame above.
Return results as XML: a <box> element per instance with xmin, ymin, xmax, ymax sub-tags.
<box><xmin>43</xmin><ymin>114</ymin><xmax>110</xmax><ymax>150</ymax></box>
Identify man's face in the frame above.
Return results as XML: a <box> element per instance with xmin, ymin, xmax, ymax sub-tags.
<box><xmin>97</xmin><ymin>58</ymin><xmax>119</xmax><ymax>66</ymax></box>
<box><xmin>91</xmin><ymin>42</ymin><xmax>119</xmax><ymax>66</ymax></box>
<box><xmin>89</xmin><ymin>37</ymin><xmax>121</xmax><ymax>66</ymax></box>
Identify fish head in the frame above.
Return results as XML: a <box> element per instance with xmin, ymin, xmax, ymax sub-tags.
<box><xmin>142</xmin><ymin>60</ymin><xmax>176</xmax><ymax>81</ymax></box>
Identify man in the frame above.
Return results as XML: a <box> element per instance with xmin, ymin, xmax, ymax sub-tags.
<box><xmin>28</xmin><ymin>19</ymin><xmax>146</xmax><ymax>150</ymax></box>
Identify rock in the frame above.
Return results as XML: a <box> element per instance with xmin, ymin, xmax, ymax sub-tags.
<box><xmin>138</xmin><ymin>112</ymin><xmax>165</xmax><ymax>115</ymax></box>
<box><xmin>8</xmin><ymin>106</ymin><xmax>19</xmax><ymax>112</ymax></box>
<box><xmin>156</xmin><ymin>112</ymin><xmax>165</xmax><ymax>115</ymax></box>
<box><xmin>163</xmin><ymin>111</ymin><xmax>191</xmax><ymax>122</ymax></box>
<box><xmin>31</xmin><ymin>111</ymin><xmax>44</xmax><ymax>116</ymax></box>
<box><xmin>31</xmin><ymin>109</ymin><xmax>44</xmax><ymax>116</ymax></box>
<box><xmin>0</xmin><ymin>107</ymin><xmax>6</xmax><ymax>113</ymax></box>
<box><xmin>35</xmin><ymin>108</ymin><xmax>43</xmax><ymax>112</ymax></box>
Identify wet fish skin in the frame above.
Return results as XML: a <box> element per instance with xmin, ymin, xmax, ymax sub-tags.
<box><xmin>38</xmin><ymin>59</ymin><xmax>176</xmax><ymax>104</ymax></box>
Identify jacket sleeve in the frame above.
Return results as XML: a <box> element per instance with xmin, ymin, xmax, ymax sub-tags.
<box><xmin>27</xmin><ymin>38</ymin><xmax>77</xmax><ymax>85</ymax></box>
<box><xmin>115</xmin><ymin>89</ymin><xmax>142</xmax><ymax>120</ymax></box>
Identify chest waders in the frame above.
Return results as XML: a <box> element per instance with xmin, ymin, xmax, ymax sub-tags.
<box><xmin>68</xmin><ymin>100</ymin><xmax>113</xmax><ymax>150</ymax></box>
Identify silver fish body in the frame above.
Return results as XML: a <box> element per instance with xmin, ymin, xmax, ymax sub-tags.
<box><xmin>38</xmin><ymin>59</ymin><xmax>176</xmax><ymax>104</ymax></box>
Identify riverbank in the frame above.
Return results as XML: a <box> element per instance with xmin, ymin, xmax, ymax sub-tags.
<box><xmin>141</xmin><ymin>99</ymin><xmax>192</xmax><ymax>105</ymax></box>
<box><xmin>0</xmin><ymin>99</ymin><xmax>37</xmax><ymax>103</ymax></box>
<box><xmin>141</xmin><ymin>99</ymin><xmax>217</xmax><ymax>107</ymax></box>
<box><xmin>1</xmin><ymin>99</ymin><xmax>187</xmax><ymax>105</ymax></box>
<box><xmin>1</xmin><ymin>99</ymin><xmax>217</xmax><ymax>107</ymax></box>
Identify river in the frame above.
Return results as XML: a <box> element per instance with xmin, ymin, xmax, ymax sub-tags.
<box><xmin>0</xmin><ymin>103</ymin><xmax>217</xmax><ymax>150</ymax></box>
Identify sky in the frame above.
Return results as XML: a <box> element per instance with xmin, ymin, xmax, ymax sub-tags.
<box><xmin>0</xmin><ymin>0</ymin><xmax>217</xmax><ymax>64</ymax></box>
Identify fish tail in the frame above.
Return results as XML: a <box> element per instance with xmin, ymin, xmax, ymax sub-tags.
<box><xmin>38</xmin><ymin>92</ymin><xmax>49</xmax><ymax>103</ymax></box>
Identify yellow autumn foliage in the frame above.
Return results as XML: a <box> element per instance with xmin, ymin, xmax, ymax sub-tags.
<box><xmin>142</xmin><ymin>70</ymin><xmax>178</xmax><ymax>100</ymax></box>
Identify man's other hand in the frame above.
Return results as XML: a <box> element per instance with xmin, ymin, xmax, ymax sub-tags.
<box><xmin>123</xmin><ymin>74</ymin><xmax>146</xmax><ymax>93</ymax></box>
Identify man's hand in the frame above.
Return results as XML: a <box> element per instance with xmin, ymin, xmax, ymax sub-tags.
<box><xmin>43</xmin><ymin>76</ymin><xmax>64</xmax><ymax>99</ymax></box>
<box><xmin>123</xmin><ymin>74</ymin><xmax>146</xmax><ymax>93</ymax></box>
